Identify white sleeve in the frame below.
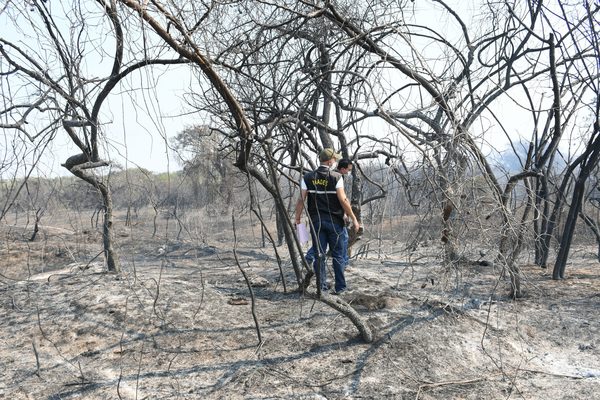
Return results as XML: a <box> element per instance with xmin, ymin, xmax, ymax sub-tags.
<box><xmin>335</xmin><ymin>176</ymin><xmax>344</xmax><ymax>189</ymax></box>
<box><xmin>300</xmin><ymin>178</ymin><xmax>307</xmax><ymax>190</ymax></box>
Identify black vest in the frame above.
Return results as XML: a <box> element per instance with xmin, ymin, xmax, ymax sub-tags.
<box><xmin>303</xmin><ymin>166</ymin><xmax>345</xmax><ymax>226</ymax></box>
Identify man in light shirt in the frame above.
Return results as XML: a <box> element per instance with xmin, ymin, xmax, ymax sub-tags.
<box><xmin>295</xmin><ymin>150</ymin><xmax>360</xmax><ymax>294</ymax></box>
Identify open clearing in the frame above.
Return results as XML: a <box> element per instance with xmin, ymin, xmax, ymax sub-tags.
<box><xmin>1</xmin><ymin>214</ymin><xmax>599</xmax><ymax>399</ymax></box>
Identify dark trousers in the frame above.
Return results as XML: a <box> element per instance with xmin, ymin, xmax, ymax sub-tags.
<box><xmin>309</xmin><ymin>217</ymin><xmax>348</xmax><ymax>292</ymax></box>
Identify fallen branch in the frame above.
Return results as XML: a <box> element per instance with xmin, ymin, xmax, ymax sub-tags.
<box><xmin>415</xmin><ymin>374</ymin><xmax>499</xmax><ymax>399</ymax></box>
<box><xmin>518</xmin><ymin>368</ymin><xmax>594</xmax><ymax>379</ymax></box>
<box><xmin>303</xmin><ymin>289</ymin><xmax>373</xmax><ymax>343</ymax></box>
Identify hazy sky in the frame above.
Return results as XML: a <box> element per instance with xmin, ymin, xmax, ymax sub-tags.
<box><xmin>0</xmin><ymin>0</ymin><xmax>580</xmax><ymax>179</ymax></box>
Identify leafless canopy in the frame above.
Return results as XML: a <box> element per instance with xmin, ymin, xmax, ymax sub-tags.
<box><xmin>1</xmin><ymin>1</ymin><xmax>599</xmax><ymax>293</ymax></box>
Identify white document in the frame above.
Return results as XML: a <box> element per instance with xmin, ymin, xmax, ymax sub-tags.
<box><xmin>296</xmin><ymin>223</ymin><xmax>310</xmax><ymax>245</ymax></box>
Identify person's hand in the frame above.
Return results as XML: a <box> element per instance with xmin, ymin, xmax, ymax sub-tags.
<box><xmin>356</xmin><ymin>225</ymin><xmax>364</xmax><ymax>236</ymax></box>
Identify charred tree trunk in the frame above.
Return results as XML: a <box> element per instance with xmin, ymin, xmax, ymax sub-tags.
<box><xmin>538</xmin><ymin>150</ymin><xmax>588</xmax><ymax>270</ymax></box>
<box><xmin>534</xmin><ymin>175</ymin><xmax>551</xmax><ymax>266</ymax></box>
<box><xmin>348</xmin><ymin>166</ymin><xmax>363</xmax><ymax>254</ymax></box>
<box><xmin>63</xmin><ymin>155</ymin><xmax>121</xmax><ymax>273</ymax></box>
<box><xmin>98</xmin><ymin>182</ymin><xmax>121</xmax><ymax>273</ymax></box>
<box><xmin>29</xmin><ymin>208</ymin><xmax>44</xmax><ymax>242</ymax></box>
<box><xmin>553</xmin><ymin>129</ymin><xmax>600</xmax><ymax>279</ymax></box>
<box><xmin>553</xmin><ymin>177</ymin><xmax>587</xmax><ymax>279</ymax></box>
<box><xmin>441</xmin><ymin>197</ymin><xmax>458</xmax><ymax>262</ymax></box>
<box><xmin>579</xmin><ymin>211</ymin><xmax>600</xmax><ymax>262</ymax></box>
<box><xmin>497</xmin><ymin>168</ymin><xmax>540</xmax><ymax>297</ymax></box>
<box><xmin>275</xmin><ymin>206</ymin><xmax>285</xmax><ymax>246</ymax></box>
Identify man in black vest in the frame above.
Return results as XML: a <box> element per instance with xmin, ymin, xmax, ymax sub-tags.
<box><xmin>303</xmin><ymin>158</ymin><xmax>354</xmax><ymax>268</ymax></box>
<box><xmin>295</xmin><ymin>148</ymin><xmax>360</xmax><ymax>294</ymax></box>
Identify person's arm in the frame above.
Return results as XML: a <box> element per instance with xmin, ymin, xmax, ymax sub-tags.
<box><xmin>295</xmin><ymin>190</ymin><xmax>308</xmax><ymax>224</ymax></box>
<box><xmin>336</xmin><ymin>187</ymin><xmax>360</xmax><ymax>233</ymax></box>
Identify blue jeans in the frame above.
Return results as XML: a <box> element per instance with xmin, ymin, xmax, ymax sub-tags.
<box><xmin>306</xmin><ymin>243</ymin><xmax>349</xmax><ymax>267</ymax></box>
<box><xmin>309</xmin><ymin>218</ymin><xmax>348</xmax><ymax>292</ymax></box>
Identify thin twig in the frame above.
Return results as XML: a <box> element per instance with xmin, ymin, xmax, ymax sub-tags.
<box><xmin>32</xmin><ymin>339</ymin><xmax>41</xmax><ymax>377</ymax></box>
<box><xmin>192</xmin><ymin>270</ymin><xmax>205</xmax><ymax>320</ymax></box>
<box><xmin>232</xmin><ymin>213</ymin><xmax>263</xmax><ymax>347</ymax></box>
